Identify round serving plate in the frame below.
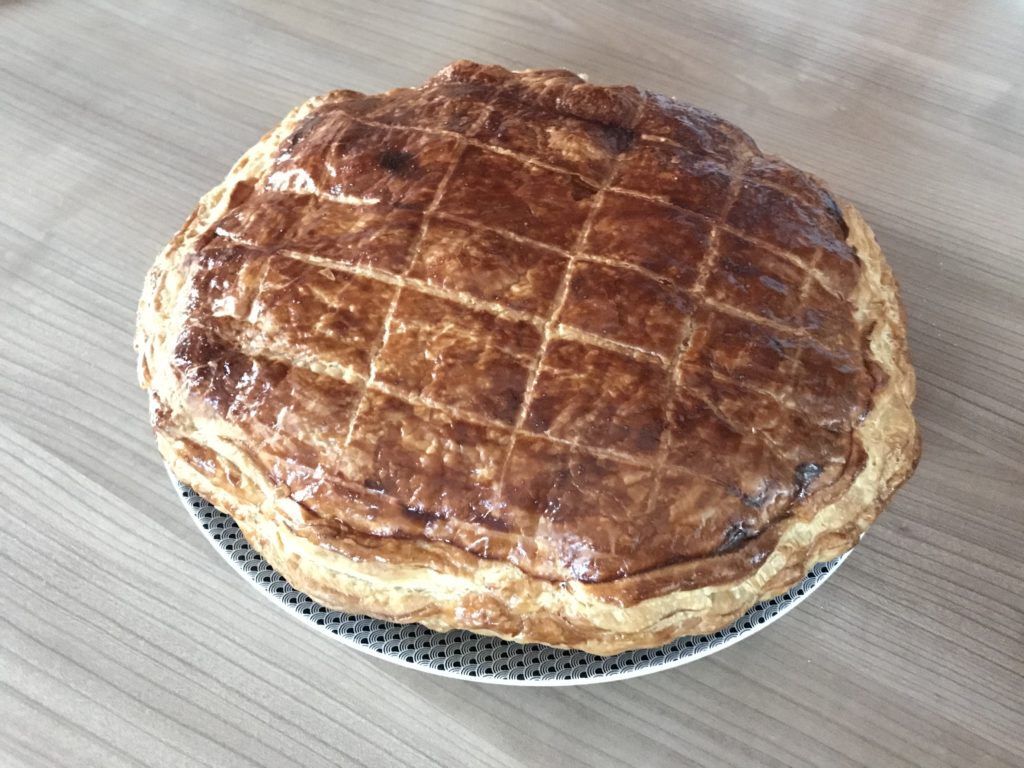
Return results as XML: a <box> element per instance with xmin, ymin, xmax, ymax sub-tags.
<box><xmin>174</xmin><ymin>477</ymin><xmax>848</xmax><ymax>686</ymax></box>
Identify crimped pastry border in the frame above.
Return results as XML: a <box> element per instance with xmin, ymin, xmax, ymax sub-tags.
<box><xmin>137</xmin><ymin>85</ymin><xmax>920</xmax><ymax>655</ymax></box>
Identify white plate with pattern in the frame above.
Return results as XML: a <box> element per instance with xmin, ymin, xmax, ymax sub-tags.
<box><xmin>174</xmin><ymin>477</ymin><xmax>848</xmax><ymax>685</ymax></box>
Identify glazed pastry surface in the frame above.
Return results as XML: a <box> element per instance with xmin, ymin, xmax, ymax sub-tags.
<box><xmin>136</xmin><ymin>61</ymin><xmax>920</xmax><ymax>653</ymax></box>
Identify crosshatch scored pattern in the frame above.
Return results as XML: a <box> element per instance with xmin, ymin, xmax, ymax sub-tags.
<box><xmin>179</xmin><ymin>61</ymin><xmax>872</xmax><ymax>588</ymax></box>
<box><xmin>177</xmin><ymin>479</ymin><xmax>848</xmax><ymax>683</ymax></box>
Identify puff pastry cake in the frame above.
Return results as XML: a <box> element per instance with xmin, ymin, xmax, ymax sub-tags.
<box><xmin>136</xmin><ymin>61</ymin><xmax>920</xmax><ymax>654</ymax></box>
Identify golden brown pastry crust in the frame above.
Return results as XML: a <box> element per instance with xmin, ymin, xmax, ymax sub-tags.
<box><xmin>136</xmin><ymin>61</ymin><xmax>919</xmax><ymax>654</ymax></box>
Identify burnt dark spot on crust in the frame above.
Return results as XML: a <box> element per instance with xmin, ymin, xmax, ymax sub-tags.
<box><xmin>607</xmin><ymin>125</ymin><xmax>637</xmax><ymax>153</ymax></box>
<box><xmin>720</xmin><ymin>254</ymin><xmax>762</xmax><ymax>277</ymax></box>
<box><xmin>402</xmin><ymin>504</ymin><xmax>447</xmax><ymax>523</ymax></box>
<box><xmin>794</xmin><ymin>462</ymin><xmax>824</xmax><ymax>499</ymax></box>
<box><xmin>496</xmin><ymin>387</ymin><xmax>524</xmax><ymax>425</ymax></box>
<box><xmin>822</xmin><ymin>190</ymin><xmax>849</xmax><ymax>239</ymax></box>
<box><xmin>377</xmin><ymin>148</ymin><xmax>416</xmax><ymax>175</ymax></box>
<box><xmin>467</xmin><ymin>505</ymin><xmax>511</xmax><ymax>532</ymax></box>
<box><xmin>524</xmin><ymin>393</ymin><xmax>557</xmax><ymax>434</ymax></box>
<box><xmin>402</xmin><ymin>504</ymin><xmax>426</xmax><ymax>518</ymax></box>
<box><xmin>724</xmin><ymin>483</ymin><xmax>766</xmax><ymax>510</ymax></box>
<box><xmin>279</xmin><ymin>115</ymin><xmax>324</xmax><ymax>155</ymax></box>
<box><xmin>569</xmin><ymin>175</ymin><xmax>600</xmax><ymax>200</ymax></box>
<box><xmin>740</xmin><ymin>491</ymin><xmax>766</xmax><ymax>510</ymax></box>
<box><xmin>633</xmin><ymin>421</ymin><xmax>667</xmax><ymax>453</ymax></box>
<box><xmin>717</xmin><ymin>521</ymin><xmax>757</xmax><ymax>554</ymax></box>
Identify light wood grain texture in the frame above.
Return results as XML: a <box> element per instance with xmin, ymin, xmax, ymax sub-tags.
<box><xmin>0</xmin><ymin>1</ymin><xmax>1021</xmax><ymax>766</ymax></box>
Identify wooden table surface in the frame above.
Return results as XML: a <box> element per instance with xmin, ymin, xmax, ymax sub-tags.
<box><xmin>2</xmin><ymin>1</ymin><xmax>1022</xmax><ymax>766</ymax></box>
